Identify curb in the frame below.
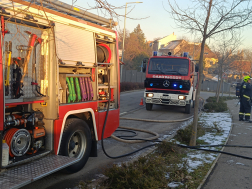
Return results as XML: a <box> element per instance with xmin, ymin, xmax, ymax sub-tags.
<box><xmin>197</xmin><ymin>108</ymin><xmax>234</xmax><ymax>189</ymax></box>
<box><xmin>120</xmin><ymin>89</ymin><xmax>144</xmax><ymax>94</ymax></box>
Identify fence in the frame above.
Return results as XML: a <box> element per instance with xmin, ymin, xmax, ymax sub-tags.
<box><xmin>121</xmin><ymin>69</ymin><xmax>146</xmax><ymax>83</ymax></box>
<box><xmin>201</xmin><ymin>80</ymin><xmax>232</xmax><ymax>94</ymax></box>
<box><xmin>121</xmin><ymin>70</ymin><xmax>232</xmax><ymax>94</ymax></box>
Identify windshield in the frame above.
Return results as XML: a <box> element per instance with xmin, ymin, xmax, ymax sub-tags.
<box><xmin>148</xmin><ymin>58</ymin><xmax>189</xmax><ymax>76</ymax></box>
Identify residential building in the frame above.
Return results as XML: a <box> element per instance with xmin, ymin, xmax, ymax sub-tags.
<box><xmin>150</xmin><ymin>33</ymin><xmax>177</xmax><ymax>51</ymax></box>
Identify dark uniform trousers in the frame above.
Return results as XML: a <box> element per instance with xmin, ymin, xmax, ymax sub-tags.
<box><xmin>239</xmin><ymin>94</ymin><xmax>251</xmax><ymax>120</ymax></box>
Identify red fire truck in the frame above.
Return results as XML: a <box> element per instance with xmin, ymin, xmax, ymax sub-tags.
<box><xmin>0</xmin><ymin>0</ymin><xmax>120</xmax><ymax>188</ymax></box>
<box><xmin>142</xmin><ymin>52</ymin><xmax>198</xmax><ymax>114</ymax></box>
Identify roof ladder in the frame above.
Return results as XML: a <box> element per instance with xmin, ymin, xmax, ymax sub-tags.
<box><xmin>24</xmin><ymin>0</ymin><xmax>115</xmax><ymax>28</ymax></box>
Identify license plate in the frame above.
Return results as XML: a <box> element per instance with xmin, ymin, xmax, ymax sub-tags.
<box><xmin>161</xmin><ymin>96</ymin><xmax>170</xmax><ymax>99</ymax></box>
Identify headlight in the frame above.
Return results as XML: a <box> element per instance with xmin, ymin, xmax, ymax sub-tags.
<box><xmin>178</xmin><ymin>95</ymin><xmax>186</xmax><ymax>100</ymax></box>
<box><xmin>146</xmin><ymin>93</ymin><xmax>154</xmax><ymax>97</ymax></box>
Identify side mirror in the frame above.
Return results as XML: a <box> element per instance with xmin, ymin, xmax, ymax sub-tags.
<box><xmin>142</xmin><ymin>58</ymin><xmax>149</xmax><ymax>73</ymax></box>
<box><xmin>195</xmin><ymin>65</ymin><xmax>199</xmax><ymax>72</ymax></box>
<box><xmin>142</xmin><ymin>63</ymin><xmax>146</xmax><ymax>73</ymax></box>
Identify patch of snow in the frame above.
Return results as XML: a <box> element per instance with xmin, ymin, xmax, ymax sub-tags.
<box><xmin>227</xmin><ymin>160</ymin><xmax>234</xmax><ymax>164</ymax></box>
<box><xmin>165</xmin><ymin>172</ymin><xmax>170</xmax><ymax>179</ymax></box>
<box><xmin>236</xmin><ymin>162</ymin><xmax>245</xmax><ymax>166</ymax></box>
<box><xmin>167</xmin><ymin>182</ymin><xmax>183</xmax><ymax>188</ymax></box>
<box><xmin>180</xmin><ymin>112</ymin><xmax>232</xmax><ymax>174</ymax></box>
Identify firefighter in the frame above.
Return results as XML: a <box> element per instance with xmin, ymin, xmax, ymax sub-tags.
<box><xmin>239</xmin><ymin>76</ymin><xmax>252</xmax><ymax>121</ymax></box>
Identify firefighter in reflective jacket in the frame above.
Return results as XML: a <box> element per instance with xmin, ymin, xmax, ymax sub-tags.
<box><xmin>239</xmin><ymin>76</ymin><xmax>252</xmax><ymax>121</ymax></box>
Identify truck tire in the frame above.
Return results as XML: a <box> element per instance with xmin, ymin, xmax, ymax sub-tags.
<box><xmin>59</xmin><ymin>118</ymin><xmax>92</xmax><ymax>173</ymax></box>
<box><xmin>146</xmin><ymin>103</ymin><xmax>153</xmax><ymax>111</ymax></box>
<box><xmin>185</xmin><ymin>100</ymin><xmax>192</xmax><ymax>114</ymax></box>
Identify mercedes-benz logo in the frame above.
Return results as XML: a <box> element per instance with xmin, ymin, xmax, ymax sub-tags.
<box><xmin>163</xmin><ymin>80</ymin><xmax>170</xmax><ymax>87</ymax></box>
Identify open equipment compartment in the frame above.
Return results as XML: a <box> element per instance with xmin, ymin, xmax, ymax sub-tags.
<box><xmin>3</xmin><ymin>14</ymin><xmax>53</xmax><ymax>167</ymax></box>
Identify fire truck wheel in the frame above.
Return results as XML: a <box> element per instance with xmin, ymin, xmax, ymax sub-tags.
<box><xmin>59</xmin><ymin>118</ymin><xmax>92</xmax><ymax>173</ymax></box>
<box><xmin>185</xmin><ymin>101</ymin><xmax>191</xmax><ymax>114</ymax></box>
<box><xmin>146</xmin><ymin>103</ymin><xmax>153</xmax><ymax>111</ymax></box>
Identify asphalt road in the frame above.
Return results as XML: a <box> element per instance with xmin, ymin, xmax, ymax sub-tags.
<box><xmin>22</xmin><ymin>90</ymin><xmax>219</xmax><ymax>189</ymax></box>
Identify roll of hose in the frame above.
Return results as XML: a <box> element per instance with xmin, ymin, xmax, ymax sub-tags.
<box><xmin>66</xmin><ymin>77</ymin><xmax>73</xmax><ymax>103</ymax></box>
<box><xmin>75</xmin><ymin>77</ymin><xmax>81</xmax><ymax>102</ymax></box>
<box><xmin>97</xmin><ymin>44</ymin><xmax>111</xmax><ymax>63</ymax></box>
<box><xmin>70</xmin><ymin>77</ymin><xmax>76</xmax><ymax>102</ymax></box>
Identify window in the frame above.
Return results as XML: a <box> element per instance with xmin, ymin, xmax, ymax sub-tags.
<box><xmin>148</xmin><ymin>58</ymin><xmax>189</xmax><ymax>76</ymax></box>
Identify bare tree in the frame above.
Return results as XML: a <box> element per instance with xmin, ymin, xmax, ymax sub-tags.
<box><xmin>213</xmin><ymin>33</ymin><xmax>241</xmax><ymax>102</ymax></box>
<box><xmin>168</xmin><ymin>0</ymin><xmax>252</xmax><ymax>146</ymax></box>
<box><xmin>243</xmin><ymin>49</ymin><xmax>252</xmax><ymax>75</ymax></box>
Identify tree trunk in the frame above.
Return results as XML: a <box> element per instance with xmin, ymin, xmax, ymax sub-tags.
<box><xmin>216</xmin><ymin>64</ymin><xmax>223</xmax><ymax>102</ymax></box>
<box><xmin>216</xmin><ymin>66</ymin><xmax>221</xmax><ymax>96</ymax></box>
<box><xmin>189</xmin><ymin>0</ymin><xmax>213</xmax><ymax>146</ymax></box>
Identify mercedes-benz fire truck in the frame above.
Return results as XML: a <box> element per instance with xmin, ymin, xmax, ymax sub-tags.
<box><xmin>143</xmin><ymin>52</ymin><xmax>198</xmax><ymax>114</ymax></box>
<box><xmin>0</xmin><ymin>0</ymin><xmax>120</xmax><ymax>188</ymax></box>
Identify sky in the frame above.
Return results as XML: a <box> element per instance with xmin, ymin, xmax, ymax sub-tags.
<box><xmin>62</xmin><ymin>0</ymin><xmax>252</xmax><ymax>50</ymax></box>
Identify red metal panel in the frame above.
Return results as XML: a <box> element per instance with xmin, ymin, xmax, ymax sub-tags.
<box><xmin>54</xmin><ymin>118</ymin><xmax>63</xmax><ymax>154</ymax></box>
<box><xmin>54</xmin><ymin>102</ymin><xmax>98</xmax><ymax>154</ymax></box>
<box><xmin>98</xmin><ymin>109</ymin><xmax>120</xmax><ymax>140</ymax></box>
<box><xmin>0</xmin><ymin>29</ymin><xmax>3</xmax><ymax>131</ymax></box>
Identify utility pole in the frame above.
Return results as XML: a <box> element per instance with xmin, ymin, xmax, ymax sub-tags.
<box><xmin>121</xmin><ymin>1</ymin><xmax>143</xmax><ymax>82</ymax></box>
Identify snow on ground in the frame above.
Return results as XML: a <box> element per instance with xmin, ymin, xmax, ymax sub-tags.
<box><xmin>168</xmin><ymin>112</ymin><xmax>232</xmax><ymax>188</ymax></box>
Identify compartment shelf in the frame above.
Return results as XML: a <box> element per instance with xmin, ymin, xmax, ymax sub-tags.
<box><xmin>98</xmin><ymin>85</ymin><xmax>115</xmax><ymax>88</ymax></box>
<box><xmin>5</xmin><ymin>97</ymin><xmax>48</xmax><ymax>105</ymax></box>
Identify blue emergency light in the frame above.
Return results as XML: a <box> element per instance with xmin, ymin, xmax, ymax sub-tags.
<box><xmin>179</xmin><ymin>85</ymin><xmax>183</xmax><ymax>89</ymax></box>
<box><xmin>173</xmin><ymin>84</ymin><xmax>177</xmax><ymax>87</ymax></box>
<box><xmin>183</xmin><ymin>52</ymin><xmax>189</xmax><ymax>57</ymax></box>
<box><xmin>150</xmin><ymin>83</ymin><xmax>153</xmax><ymax>87</ymax></box>
<box><xmin>153</xmin><ymin>51</ymin><xmax>157</xmax><ymax>56</ymax></box>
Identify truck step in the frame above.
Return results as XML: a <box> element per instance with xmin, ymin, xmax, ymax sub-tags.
<box><xmin>0</xmin><ymin>154</ymin><xmax>79</xmax><ymax>189</ymax></box>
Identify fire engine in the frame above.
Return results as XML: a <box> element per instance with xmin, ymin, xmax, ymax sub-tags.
<box><xmin>0</xmin><ymin>0</ymin><xmax>120</xmax><ymax>188</ymax></box>
<box><xmin>142</xmin><ymin>51</ymin><xmax>198</xmax><ymax>114</ymax></box>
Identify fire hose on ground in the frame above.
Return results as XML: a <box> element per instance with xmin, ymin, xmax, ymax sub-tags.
<box><xmin>101</xmin><ymin>67</ymin><xmax>204</xmax><ymax>158</ymax></box>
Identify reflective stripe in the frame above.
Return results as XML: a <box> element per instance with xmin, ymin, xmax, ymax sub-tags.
<box><xmin>239</xmin><ymin>112</ymin><xmax>244</xmax><ymax>115</ymax></box>
<box><xmin>245</xmin><ymin>113</ymin><xmax>251</xmax><ymax>116</ymax></box>
<box><xmin>243</xmin><ymin>95</ymin><xmax>250</xmax><ymax>99</ymax></box>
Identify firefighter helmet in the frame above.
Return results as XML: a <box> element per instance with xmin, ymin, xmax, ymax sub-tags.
<box><xmin>244</xmin><ymin>75</ymin><xmax>251</xmax><ymax>82</ymax></box>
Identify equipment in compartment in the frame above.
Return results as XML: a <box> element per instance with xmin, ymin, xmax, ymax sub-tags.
<box><xmin>98</xmin><ymin>88</ymin><xmax>108</xmax><ymax>100</ymax></box>
<box><xmin>4</xmin><ymin>41</ymin><xmax>12</xmax><ymax>96</ymax></box>
<box><xmin>3</xmin><ymin>21</ymin><xmax>49</xmax><ymax>99</ymax></box>
<box><xmin>4</xmin><ymin>128</ymin><xmax>31</xmax><ymax>157</ymax></box>
<box><xmin>12</xmin><ymin>57</ymin><xmax>24</xmax><ymax>98</ymax></box>
<box><xmin>98</xmin><ymin>69</ymin><xmax>108</xmax><ymax>85</ymax></box>
<box><xmin>97</xmin><ymin>43</ymin><xmax>111</xmax><ymax>63</ymax></box>
<box><xmin>66</xmin><ymin>77</ymin><xmax>94</xmax><ymax>103</ymax></box>
<box><xmin>31</xmin><ymin>36</ymin><xmax>45</xmax><ymax>97</ymax></box>
<box><xmin>20</xmin><ymin>31</ymin><xmax>38</xmax><ymax>86</ymax></box>
<box><xmin>3</xmin><ymin>110</ymin><xmax>46</xmax><ymax>164</ymax></box>
<box><xmin>2</xmin><ymin>140</ymin><xmax>9</xmax><ymax>166</ymax></box>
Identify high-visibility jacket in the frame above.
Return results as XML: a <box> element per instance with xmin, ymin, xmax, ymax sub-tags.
<box><xmin>240</xmin><ymin>81</ymin><xmax>252</xmax><ymax>100</ymax></box>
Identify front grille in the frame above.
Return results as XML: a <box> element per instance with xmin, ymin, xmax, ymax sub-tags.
<box><xmin>161</xmin><ymin>99</ymin><xmax>170</xmax><ymax>104</ymax></box>
<box><xmin>169</xmin><ymin>100</ymin><xmax>179</xmax><ymax>105</ymax></box>
<box><xmin>144</xmin><ymin>78</ymin><xmax>191</xmax><ymax>90</ymax></box>
<box><xmin>152</xmin><ymin>98</ymin><xmax>162</xmax><ymax>104</ymax></box>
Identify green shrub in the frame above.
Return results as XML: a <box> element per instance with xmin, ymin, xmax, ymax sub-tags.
<box><xmin>206</xmin><ymin>96</ymin><xmax>236</xmax><ymax>103</ymax></box>
<box><xmin>104</xmin><ymin>155</ymin><xmax>168</xmax><ymax>189</ymax></box>
<box><xmin>120</xmin><ymin>82</ymin><xmax>144</xmax><ymax>92</ymax></box>
<box><xmin>204</xmin><ymin>102</ymin><xmax>228</xmax><ymax>112</ymax></box>
<box><xmin>175</xmin><ymin>123</ymin><xmax>206</xmax><ymax>145</ymax></box>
